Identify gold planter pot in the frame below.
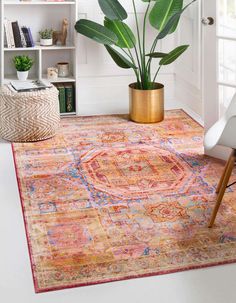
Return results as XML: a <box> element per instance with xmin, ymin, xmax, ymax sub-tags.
<box><xmin>129</xmin><ymin>82</ymin><xmax>164</xmax><ymax>123</ymax></box>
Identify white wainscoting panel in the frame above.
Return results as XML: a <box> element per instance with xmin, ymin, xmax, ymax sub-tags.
<box><xmin>78</xmin><ymin>74</ymin><xmax>176</xmax><ymax>116</ymax></box>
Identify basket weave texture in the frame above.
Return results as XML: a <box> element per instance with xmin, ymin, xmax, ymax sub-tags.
<box><xmin>0</xmin><ymin>85</ymin><xmax>60</xmax><ymax>142</ymax></box>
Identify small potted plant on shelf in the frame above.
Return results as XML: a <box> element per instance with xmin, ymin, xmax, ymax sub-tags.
<box><xmin>75</xmin><ymin>0</ymin><xmax>196</xmax><ymax>123</ymax></box>
<box><xmin>13</xmin><ymin>55</ymin><xmax>34</xmax><ymax>81</ymax></box>
<box><xmin>39</xmin><ymin>29</ymin><xmax>53</xmax><ymax>46</ymax></box>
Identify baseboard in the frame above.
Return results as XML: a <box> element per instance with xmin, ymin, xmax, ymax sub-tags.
<box><xmin>77</xmin><ymin>99</ymin><xmax>181</xmax><ymax>116</ymax></box>
<box><xmin>179</xmin><ymin>103</ymin><xmax>204</xmax><ymax>126</ymax></box>
<box><xmin>175</xmin><ymin>75</ymin><xmax>203</xmax><ymax>120</ymax></box>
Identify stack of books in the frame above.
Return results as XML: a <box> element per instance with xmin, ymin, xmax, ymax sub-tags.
<box><xmin>4</xmin><ymin>19</ymin><xmax>34</xmax><ymax>48</ymax></box>
<box><xmin>55</xmin><ymin>83</ymin><xmax>75</xmax><ymax>114</ymax></box>
<box><xmin>9</xmin><ymin>80</ymin><xmax>52</xmax><ymax>92</ymax></box>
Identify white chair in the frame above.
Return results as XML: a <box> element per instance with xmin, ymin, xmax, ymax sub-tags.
<box><xmin>204</xmin><ymin>93</ymin><xmax>236</xmax><ymax>228</ymax></box>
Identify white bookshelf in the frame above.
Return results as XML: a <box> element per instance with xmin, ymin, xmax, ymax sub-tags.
<box><xmin>0</xmin><ymin>0</ymin><xmax>79</xmax><ymax>116</ymax></box>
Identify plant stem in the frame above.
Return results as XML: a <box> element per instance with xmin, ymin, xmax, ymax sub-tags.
<box><xmin>153</xmin><ymin>66</ymin><xmax>161</xmax><ymax>84</ymax></box>
<box><xmin>143</xmin><ymin>0</ymin><xmax>151</xmax><ymax>86</ymax></box>
<box><xmin>121</xmin><ymin>48</ymin><xmax>133</xmax><ymax>60</ymax></box>
<box><xmin>132</xmin><ymin>0</ymin><xmax>143</xmax><ymax>81</ymax></box>
<box><xmin>128</xmin><ymin>48</ymin><xmax>142</xmax><ymax>85</ymax></box>
<box><xmin>146</xmin><ymin>35</ymin><xmax>159</xmax><ymax>80</ymax></box>
<box><xmin>121</xmin><ymin>48</ymin><xmax>141</xmax><ymax>86</ymax></box>
<box><xmin>120</xmin><ymin>22</ymin><xmax>143</xmax><ymax>88</ymax></box>
<box><xmin>133</xmin><ymin>48</ymin><xmax>143</xmax><ymax>88</ymax></box>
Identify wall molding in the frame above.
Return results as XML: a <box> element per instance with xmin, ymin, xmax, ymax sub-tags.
<box><xmin>77</xmin><ymin>74</ymin><xmax>176</xmax><ymax>116</ymax></box>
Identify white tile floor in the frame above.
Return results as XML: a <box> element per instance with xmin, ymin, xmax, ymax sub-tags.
<box><xmin>0</xmin><ymin>139</ymin><xmax>236</xmax><ymax>303</ymax></box>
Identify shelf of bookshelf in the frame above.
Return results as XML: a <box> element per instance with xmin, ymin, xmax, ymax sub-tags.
<box><xmin>4</xmin><ymin>1</ymin><xmax>76</xmax><ymax>6</ymax></box>
<box><xmin>4</xmin><ymin>47</ymin><xmax>37</xmax><ymax>51</ymax></box>
<box><xmin>42</xmin><ymin>75</ymin><xmax>75</xmax><ymax>83</ymax></box>
<box><xmin>60</xmin><ymin>112</ymin><xmax>76</xmax><ymax>116</ymax></box>
<box><xmin>4</xmin><ymin>75</ymin><xmax>37</xmax><ymax>83</ymax></box>
<box><xmin>4</xmin><ymin>44</ymin><xmax>76</xmax><ymax>51</ymax></box>
<box><xmin>4</xmin><ymin>75</ymin><xmax>76</xmax><ymax>83</ymax></box>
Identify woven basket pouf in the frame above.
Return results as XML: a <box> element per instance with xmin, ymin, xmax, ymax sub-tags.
<box><xmin>0</xmin><ymin>85</ymin><xmax>60</xmax><ymax>142</ymax></box>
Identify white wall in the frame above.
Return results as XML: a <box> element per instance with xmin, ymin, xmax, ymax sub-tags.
<box><xmin>77</xmin><ymin>0</ymin><xmax>178</xmax><ymax>116</ymax></box>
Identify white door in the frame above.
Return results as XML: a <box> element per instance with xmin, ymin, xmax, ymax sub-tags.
<box><xmin>203</xmin><ymin>0</ymin><xmax>236</xmax><ymax>159</ymax></box>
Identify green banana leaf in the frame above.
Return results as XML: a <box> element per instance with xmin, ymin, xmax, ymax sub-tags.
<box><xmin>98</xmin><ymin>0</ymin><xmax>127</xmax><ymax>21</ymax></box>
<box><xmin>156</xmin><ymin>0</ymin><xmax>196</xmax><ymax>40</ymax></box>
<box><xmin>75</xmin><ymin>19</ymin><xmax>118</xmax><ymax>45</ymax></box>
<box><xmin>146</xmin><ymin>52</ymin><xmax>168</xmax><ymax>58</ymax></box>
<box><xmin>159</xmin><ymin>45</ymin><xmax>189</xmax><ymax>65</ymax></box>
<box><xmin>149</xmin><ymin>0</ymin><xmax>183</xmax><ymax>34</ymax></box>
<box><xmin>104</xmin><ymin>18</ymin><xmax>136</xmax><ymax>49</ymax></box>
<box><xmin>105</xmin><ymin>45</ymin><xmax>137</xmax><ymax>69</ymax></box>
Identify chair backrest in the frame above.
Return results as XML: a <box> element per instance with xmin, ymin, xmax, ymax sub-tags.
<box><xmin>204</xmin><ymin>92</ymin><xmax>236</xmax><ymax>150</ymax></box>
<box><xmin>225</xmin><ymin>92</ymin><xmax>236</xmax><ymax>119</ymax></box>
<box><xmin>219</xmin><ymin>116</ymin><xmax>236</xmax><ymax>149</ymax></box>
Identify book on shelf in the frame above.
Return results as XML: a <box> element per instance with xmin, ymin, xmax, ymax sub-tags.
<box><xmin>56</xmin><ymin>84</ymin><xmax>66</xmax><ymax>113</ymax></box>
<box><xmin>19</xmin><ymin>27</ymin><xmax>27</xmax><ymax>48</ymax></box>
<box><xmin>64</xmin><ymin>84</ymin><xmax>75</xmax><ymax>113</ymax></box>
<box><xmin>8</xmin><ymin>20</ymin><xmax>15</xmax><ymax>48</ymax></box>
<box><xmin>4</xmin><ymin>19</ymin><xmax>15</xmax><ymax>48</ymax></box>
<box><xmin>4</xmin><ymin>19</ymin><xmax>35</xmax><ymax>48</ymax></box>
<box><xmin>27</xmin><ymin>28</ymin><xmax>35</xmax><ymax>47</ymax></box>
<box><xmin>21</xmin><ymin>27</ymin><xmax>35</xmax><ymax>47</ymax></box>
<box><xmin>12</xmin><ymin>21</ymin><xmax>23</xmax><ymax>48</ymax></box>
<box><xmin>3</xmin><ymin>19</ymin><xmax>11</xmax><ymax>48</ymax></box>
<box><xmin>55</xmin><ymin>83</ymin><xmax>75</xmax><ymax>114</ymax></box>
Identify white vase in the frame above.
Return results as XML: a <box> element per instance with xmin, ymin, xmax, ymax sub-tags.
<box><xmin>40</xmin><ymin>38</ymin><xmax>53</xmax><ymax>46</ymax></box>
<box><xmin>17</xmin><ymin>71</ymin><xmax>29</xmax><ymax>81</ymax></box>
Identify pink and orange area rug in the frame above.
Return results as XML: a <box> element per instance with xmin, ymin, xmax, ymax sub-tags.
<box><xmin>12</xmin><ymin>110</ymin><xmax>236</xmax><ymax>293</ymax></box>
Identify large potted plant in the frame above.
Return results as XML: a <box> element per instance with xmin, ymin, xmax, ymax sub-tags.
<box><xmin>75</xmin><ymin>0</ymin><xmax>196</xmax><ymax>123</ymax></box>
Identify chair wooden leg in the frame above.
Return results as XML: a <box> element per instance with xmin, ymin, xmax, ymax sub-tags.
<box><xmin>209</xmin><ymin>151</ymin><xmax>236</xmax><ymax>228</ymax></box>
<box><xmin>216</xmin><ymin>150</ymin><xmax>235</xmax><ymax>193</ymax></box>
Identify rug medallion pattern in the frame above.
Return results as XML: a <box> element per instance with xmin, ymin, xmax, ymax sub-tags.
<box><xmin>12</xmin><ymin>110</ymin><xmax>236</xmax><ymax>292</ymax></box>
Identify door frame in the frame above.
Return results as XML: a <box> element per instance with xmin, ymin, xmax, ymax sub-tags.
<box><xmin>202</xmin><ymin>0</ymin><xmax>230</xmax><ymax>160</ymax></box>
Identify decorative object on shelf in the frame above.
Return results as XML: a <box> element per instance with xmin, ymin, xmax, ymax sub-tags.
<box><xmin>47</xmin><ymin>67</ymin><xmax>59</xmax><ymax>81</ymax></box>
<box><xmin>53</xmin><ymin>18</ymin><xmax>68</xmax><ymax>46</ymax></box>
<box><xmin>13</xmin><ymin>55</ymin><xmax>34</xmax><ymax>81</ymax></box>
<box><xmin>57</xmin><ymin>62</ymin><xmax>69</xmax><ymax>77</ymax></box>
<box><xmin>75</xmin><ymin>0</ymin><xmax>196</xmax><ymax>123</ymax></box>
<box><xmin>39</xmin><ymin>29</ymin><xmax>53</xmax><ymax>46</ymax></box>
<box><xmin>0</xmin><ymin>85</ymin><xmax>60</xmax><ymax>142</ymax></box>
